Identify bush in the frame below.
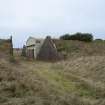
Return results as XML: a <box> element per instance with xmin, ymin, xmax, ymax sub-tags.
<box><xmin>94</xmin><ymin>39</ymin><xmax>103</xmax><ymax>42</ymax></box>
<box><xmin>60</xmin><ymin>33</ymin><xmax>93</xmax><ymax>42</ymax></box>
<box><xmin>60</xmin><ymin>34</ymin><xmax>70</xmax><ymax>40</ymax></box>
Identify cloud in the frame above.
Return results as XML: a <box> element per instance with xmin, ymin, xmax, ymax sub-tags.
<box><xmin>0</xmin><ymin>0</ymin><xmax>105</xmax><ymax>47</ymax></box>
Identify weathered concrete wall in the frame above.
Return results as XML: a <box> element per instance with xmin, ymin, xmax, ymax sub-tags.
<box><xmin>26</xmin><ymin>37</ymin><xmax>44</xmax><ymax>59</ymax></box>
<box><xmin>37</xmin><ymin>36</ymin><xmax>63</xmax><ymax>61</ymax></box>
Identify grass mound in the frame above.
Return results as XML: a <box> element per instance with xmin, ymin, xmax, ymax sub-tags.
<box><xmin>54</xmin><ymin>40</ymin><xmax>105</xmax><ymax>57</ymax></box>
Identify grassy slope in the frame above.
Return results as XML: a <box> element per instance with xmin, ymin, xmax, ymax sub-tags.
<box><xmin>1</xmin><ymin>41</ymin><xmax>105</xmax><ymax>105</ymax></box>
<box><xmin>0</xmin><ymin>56</ymin><xmax>105</xmax><ymax>105</ymax></box>
<box><xmin>55</xmin><ymin>40</ymin><xmax>105</xmax><ymax>57</ymax></box>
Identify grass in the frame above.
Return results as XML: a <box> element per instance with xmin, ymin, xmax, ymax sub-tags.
<box><xmin>1</xmin><ymin>40</ymin><xmax>105</xmax><ymax>104</ymax></box>
<box><xmin>55</xmin><ymin>40</ymin><xmax>105</xmax><ymax>58</ymax></box>
<box><xmin>1</xmin><ymin>56</ymin><xmax>105</xmax><ymax>105</ymax></box>
<box><xmin>37</xmin><ymin>67</ymin><xmax>101</xmax><ymax>99</ymax></box>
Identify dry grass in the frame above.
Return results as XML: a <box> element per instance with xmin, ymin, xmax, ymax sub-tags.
<box><xmin>0</xmin><ymin>55</ymin><xmax>105</xmax><ymax>105</ymax></box>
<box><xmin>1</xmin><ymin>40</ymin><xmax>105</xmax><ymax>105</ymax></box>
<box><xmin>55</xmin><ymin>40</ymin><xmax>105</xmax><ymax>58</ymax></box>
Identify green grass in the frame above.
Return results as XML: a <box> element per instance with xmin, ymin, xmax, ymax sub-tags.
<box><xmin>1</xmin><ymin>51</ymin><xmax>105</xmax><ymax>104</ymax></box>
<box><xmin>32</xmin><ymin>65</ymin><xmax>101</xmax><ymax>100</ymax></box>
<box><xmin>37</xmin><ymin>69</ymin><xmax>76</xmax><ymax>93</ymax></box>
<box><xmin>55</xmin><ymin>40</ymin><xmax>105</xmax><ymax>58</ymax></box>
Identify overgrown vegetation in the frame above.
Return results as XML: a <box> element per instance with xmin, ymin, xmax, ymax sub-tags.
<box><xmin>60</xmin><ymin>33</ymin><xmax>93</xmax><ymax>42</ymax></box>
<box><xmin>0</xmin><ymin>55</ymin><xmax>105</xmax><ymax>105</ymax></box>
<box><xmin>54</xmin><ymin>40</ymin><xmax>105</xmax><ymax>58</ymax></box>
<box><xmin>1</xmin><ymin>37</ymin><xmax>105</xmax><ymax>105</ymax></box>
<box><xmin>0</xmin><ymin>37</ymin><xmax>13</xmax><ymax>59</ymax></box>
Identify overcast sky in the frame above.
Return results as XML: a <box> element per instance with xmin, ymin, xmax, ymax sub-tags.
<box><xmin>0</xmin><ymin>0</ymin><xmax>105</xmax><ymax>47</ymax></box>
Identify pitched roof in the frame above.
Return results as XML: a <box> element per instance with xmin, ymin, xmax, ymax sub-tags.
<box><xmin>26</xmin><ymin>36</ymin><xmax>44</xmax><ymax>47</ymax></box>
<box><xmin>36</xmin><ymin>36</ymin><xmax>63</xmax><ymax>61</ymax></box>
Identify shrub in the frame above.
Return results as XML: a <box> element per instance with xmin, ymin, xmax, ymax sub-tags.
<box><xmin>60</xmin><ymin>34</ymin><xmax>70</xmax><ymax>40</ymax></box>
<box><xmin>60</xmin><ymin>33</ymin><xmax>93</xmax><ymax>42</ymax></box>
<box><xmin>94</xmin><ymin>39</ymin><xmax>103</xmax><ymax>42</ymax></box>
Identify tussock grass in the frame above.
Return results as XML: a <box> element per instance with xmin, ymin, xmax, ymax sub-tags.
<box><xmin>0</xmin><ymin>55</ymin><xmax>105</xmax><ymax>105</ymax></box>
<box><xmin>55</xmin><ymin>40</ymin><xmax>105</xmax><ymax>58</ymax></box>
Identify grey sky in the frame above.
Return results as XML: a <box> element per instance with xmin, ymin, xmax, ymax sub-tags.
<box><xmin>0</xmin><ymin>0</ymin><xmax>105</xmax><ymax>47</ymax></box>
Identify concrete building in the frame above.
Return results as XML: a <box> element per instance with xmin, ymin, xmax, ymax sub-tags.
<box><xmin>26</xmin><ymin>36</ymin><xmax>63</xmax><ymax>61</ymax></box>
<box><xmin>26</xmin><ymin>37</ymin><xmax>44</xmax><ymax>59</ymax></box>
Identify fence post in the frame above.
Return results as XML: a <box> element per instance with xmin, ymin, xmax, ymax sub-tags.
<box><xmin>10</xmin><ymin>36</ymin><xmax>13</xmax><ymax>56</ymax></box>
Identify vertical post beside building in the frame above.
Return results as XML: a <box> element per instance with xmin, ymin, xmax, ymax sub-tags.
<box><xmin>10</xmin><ymin>36</ymin><xmax>13</xmax><ymax>56</ymax></box>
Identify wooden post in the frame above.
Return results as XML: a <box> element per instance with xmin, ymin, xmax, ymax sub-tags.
<box><xmin>10</xmin><ymin>36</ymin><xmax>13</xmax><ymax>56</ymax></box>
